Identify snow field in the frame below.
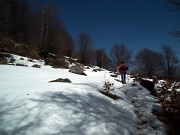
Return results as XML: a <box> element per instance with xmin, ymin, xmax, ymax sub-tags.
<box><xmin>0</xmin><ymin>54</ymin><xmax>166</xmax><ymax>135</ymax></box>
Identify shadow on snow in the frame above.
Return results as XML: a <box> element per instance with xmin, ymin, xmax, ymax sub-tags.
<box><xmin>0</xmin><ymin>85</ymin><xmax>137</xmax><ymax>135</ymax></box>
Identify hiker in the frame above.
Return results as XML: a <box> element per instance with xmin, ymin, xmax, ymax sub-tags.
<box><xmin>118</xmin><ymin>61</ymin><xmax>128</xmax><ymax>84</ymax></box>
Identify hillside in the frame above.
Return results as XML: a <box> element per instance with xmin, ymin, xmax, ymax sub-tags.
<box><xmin>0</xmin><ymin>51</ymin><xmax>168</xmax><ymax>135</ymax></box>
<box><xmin>1</xmin><ymin>41</ymin><xmax>180</xmax><ymax>134</ymax></box>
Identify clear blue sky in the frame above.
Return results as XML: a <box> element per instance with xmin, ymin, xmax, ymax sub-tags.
<box><xmin>44</xmin><ymin>0</ymin><xmax>180</xmax><ymax>57</ymax></box>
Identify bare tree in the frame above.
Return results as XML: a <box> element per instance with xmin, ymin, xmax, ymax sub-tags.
<box><xmin>53</xmin><ymin>29</ymin><xmax>75</xmax><ymax>57</ymax></box>
<box><xmin>161</xmin><ymin>44</ymin><xmax>179</xmax><ymax>79</ymax></box>
<box><xmin>166</xmin><ymin>0</ymin><xmax>180</xmax><ymax>11</ymax></box>
<box><xmin>76</xmin><ymin>31</ymin><xmax>94</xmax><ymax>64</ymax></box>
<box><xmin>95</xmin><ymin>49</ymin><xmax>105</xmax><ymax>68</ymax></box>
<box><xmin>134</xmin><ymin>48</ymin><xmax>164</xmax><ymax>78</ymax></box>
<box><xmin>103</xmin><ymin>53</ymin><xmax>111</xmax><ymax>70</ymax></box>
<box><xmin>38</xmin><ymin>2</ymin><xmax>63</xmax><ymax>53</ymax></box>
<box><xmin>0</xmin><ymin>0</ymin><xmax>11</xmax><ymax>37</ymax></box>
<box><xmin>16</xmin><ymin>0</ymin><xmax>34</xmax><ymax>43</ymax></box>
<box><xmin>29</xmin><ymin>0</ymin><xmax>74</xmax><ymax>57</ymax></box>
<box><xmin>165</xmin><ymin>0</ymin><xmax>180</xmax><ymax>37</ymax></box>
<box><xmin>61</xmin><ymin>31</ymin><xmax>75</xmax><ymax>57</ymax></box>
<box><xmin>95</xmin><ymin>48</ymin><xmax>111</xmax><ymax>69</ymax></box>
<box><xmin>0</xmin><ymin>0</ymin><xmax>20</xmax><ymax>39</ymax></box>
<box><xmin>0</xmin><ymin>0</ymin><xmax>36</xmax><ymax>43</ymax></box>
<box><xmin>109</xmin><ymin>43</ymin><xmax>132</xmax><ymax>67</ymax></box>
<box><xmin>0</xmin><ymin>0</ymin><xmax>75</xmax><ymax>58</ymax></box>
<box><xmin>0</xmin><ymin>0</ymin><xmax>39</xmax><ymax>43</ymax></box>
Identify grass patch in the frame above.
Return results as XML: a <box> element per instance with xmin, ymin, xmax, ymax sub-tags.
<box><xmin>44</xmin><ymin>57</ymin><xmax>69</xmax><ymax>69</ymax></box>
<box><xmin>99</xmin><ymin>76</ymin><xmax>122</xmax><ymax>100</ymax></box>
<box><xmin>100</xmin><ymin>91</ymin><xmax>121</xmax><ymax>100</ymax></box>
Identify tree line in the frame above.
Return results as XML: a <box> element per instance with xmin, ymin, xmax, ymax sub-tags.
<box><xmin>0</xmin><ymin>0</ymin><xmax>75</xmax><ymax>57</ymax></box>
<box><xmin>108</xmin><ymin>44</ymin><xmax>180</xmax><ymax>81</ymax></box>
<box><xmin>76</xmin><ymin>33</ymin><xmax>180</xmax><ymax>81</ymax></box>
<box><xmin>0</xmin><ymin>0</ymin><xmax>179</xmax><ymax>80</ymax></box>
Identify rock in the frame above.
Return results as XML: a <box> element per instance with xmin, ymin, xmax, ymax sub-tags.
<box><xmin>110</xmin><ymin>73</ymin><xmax>117</xmax><ymax>77</ymax></box>
<box><xmin>32</xmin><ymin>64</ymin><xmax>41</xmax><ymax>68</ymax></box>
<box><xmin>140</xmin><ymin>80</ymin><xmax>154</xmax><ymax>91</ymax></box>
<box><xmin>131</xmin><ymin>83</ymin><xmax>138</xmax><ymax>87</ymax></box>
<box><xmin>69</xmin><ymin>64</ymin><xmax>84</xmax><ymax>75</ymax></box>
<box><xmin>140</xmin><ymin>80</ymin><xmax>157</xmax><ymax>96</ymax></box>
<box><xmin>152</xmin><ymin>104</ymin><xmax>161</xmax><ymax>111</ymax></box>
<box><xmin>49</xmin><ymin>78</ymin><xmax>71</xmax><ymax>83</ymax></box>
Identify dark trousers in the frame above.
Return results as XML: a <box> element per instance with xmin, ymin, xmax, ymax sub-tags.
<box><xmin>120</xmin><ymin>72</ymin><xmax>126</xmax><ymax>84</ymax></box>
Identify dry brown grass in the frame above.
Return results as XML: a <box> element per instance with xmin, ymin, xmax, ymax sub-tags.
<box><xmin>153</xmin><ymin>81</ymin><xmax>180</xmax><ymax>135</ymax></box>
<box><xmin>44</xmin><ymin>57</ymin><xmax>69</xmax><ymax>69</ymax></box>
<box><xmin>0</xmin><ymin>38</ymin><xmax>70</xmax><ymax>69</ymax></box>
<box><xmin>0</xmin><ymin>38</ymin><xmax>40</xmax><ymax>59</ymax></box>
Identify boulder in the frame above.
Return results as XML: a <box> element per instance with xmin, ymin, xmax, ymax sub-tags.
<box><xmin>140</xmin><ymin>80</ymin><xmax>157</xmax><ymax>96</ymax></box>
<box><xmin>140</xmin><ymin>80</ymin><xmax>154</xmax><ymax>91</ymax></box>
<box><xmin>69</xmin><ymin>64</ymin><xmax>84</xmax><ymax>75</ymax></box>
<box><xmin>32</xmin><ymin>64</ymin><xmax>41</xmax><ymax>68</ymax></box>
<box><xmin>50</xmin><ymin>78</ymin><xmax>71</xmax><ymax>83</ymax></box>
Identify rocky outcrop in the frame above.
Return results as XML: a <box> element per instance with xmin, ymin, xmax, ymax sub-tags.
<box><xmin>140</xmin><ymin>80</ymin><xmax>154</xmax><ymax>91</ymax></box>
<box><xmin>32</xmin><ymin>64</ymin><xmax>41</xmax><ymax>68</ymax></box>
<box><xmin>140</xmin><ymin>80</ymin><xmax>157</xmax><ymax>96</ymax></box>
<box><xmin>69</xmin><ymin>64</ymin><xmax>84</xmax><ymax>75</ymax></box>
<box><xmin>49</xmin><ymin>78</ymin><xmax>71</xmax><ymax>83</ymax></box>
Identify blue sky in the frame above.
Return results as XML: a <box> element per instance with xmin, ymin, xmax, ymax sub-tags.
<box><xmin>46</xmin><ymin>0</ymin><xmax>180</xmax><ymax>57</ymax></box>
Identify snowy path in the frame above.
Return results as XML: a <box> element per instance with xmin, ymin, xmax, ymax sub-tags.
<box><xmin>119</xmin><ymin>82</ymin><xmax>165</xmax><ymax>135</ymax></box>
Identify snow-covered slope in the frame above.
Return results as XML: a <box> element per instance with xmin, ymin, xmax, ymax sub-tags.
<box><xmin>0</xmin><ymin>54</ymin><xmax>166</xmax><ymax>135</ymax></box>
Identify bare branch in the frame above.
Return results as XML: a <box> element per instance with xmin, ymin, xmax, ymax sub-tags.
<box><xmin>166</xmin><ymin>0</ymin><xmax>180</xmax><ymax>11</ymax></box>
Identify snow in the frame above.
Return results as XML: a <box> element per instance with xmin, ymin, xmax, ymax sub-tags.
<box><xmin>0</xmin><ymin>54</ymin><xmax>166</xmax><ymax>135</ymax></box>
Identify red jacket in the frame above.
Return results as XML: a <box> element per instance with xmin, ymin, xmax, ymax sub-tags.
<box><xmin>119</xmin><ymin>63</ymin><xmax>128</xmax><ymax>73</ymax></box>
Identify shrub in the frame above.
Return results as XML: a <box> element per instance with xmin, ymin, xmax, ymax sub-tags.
<box><xmin>154</xmin><ymin>81</ymin><xmax>180</xmax><ymax>135</ymax></box>
<box><xmin>44</xmin><ymin>57</ymin><xmax>68</xmax><ymax>69</ymax></box>
<box><xmin>102</xmin><ymin>77</ymin><xmax>115</xmax><ymax>93</ymax></box>
<box><xmin>100</xmin><ymin>91</ymin><xmax>120</xmax><ymax>100</ymax></box>
<box><xmin>100</xmin><ymin>76</ymin><xmax>121</xmax><ymax>100</ymax></box>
